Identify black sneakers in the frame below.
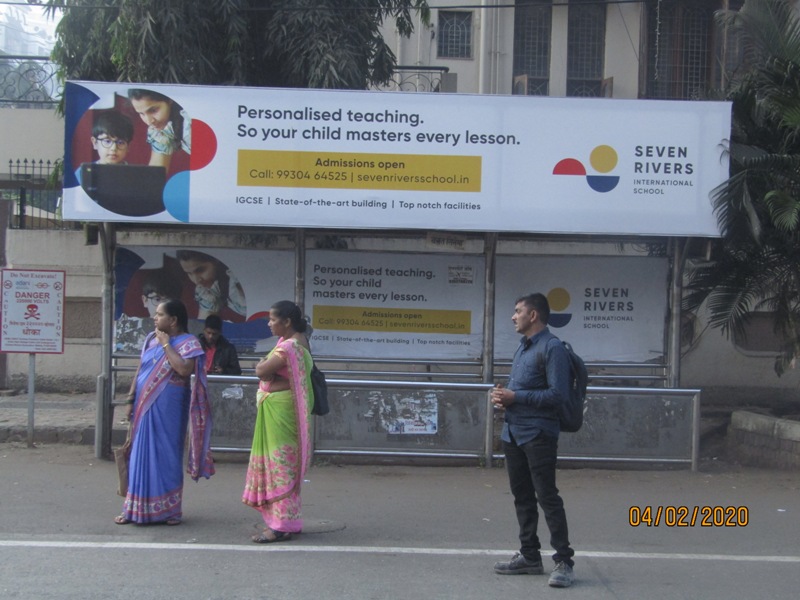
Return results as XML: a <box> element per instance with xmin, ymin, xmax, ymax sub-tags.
<box><xmin>493</xmin><ymin>552</ymin><xmax>544</xmax><ymax>575</ymax></box>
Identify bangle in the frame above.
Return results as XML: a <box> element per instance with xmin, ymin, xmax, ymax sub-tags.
<box><xmin>162</xmin><ymin>343</ymin><xmax>169</xmax><ymax>350</ymax></box>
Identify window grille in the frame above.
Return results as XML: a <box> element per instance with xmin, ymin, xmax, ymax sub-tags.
<box><xmin>512</xmin><ymin>0</ymin><xmax>552</xmax><ymax>95</ymax></box>
<box><xmin>437</xmin><ymin>11</ymin><xmax>473</xmax><ymax>59</ymax></box>
<box><xmin>567</xmin><ymin>0</ymin><xmax>606</xmax><ymax>97</ymax></box>
<box><xmin>643</xmin><ymin>0</ymin><xmax>743</xmax><ymax>100</ymax></box>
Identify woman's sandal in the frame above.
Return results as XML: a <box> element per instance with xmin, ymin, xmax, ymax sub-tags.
<box><xmin>251</xmin><ymin>528</ymin><xmax>292</xmax><ymax>544</ymax></box>
<box><xmin>114</xmin><ymin>515</ymin><xmax>131</xmax><ymax>525</ymax></box>
<box><xmin>165</xmin><ymin>518</ymin><xmax>182</xmax><ymax>526</ymax></box>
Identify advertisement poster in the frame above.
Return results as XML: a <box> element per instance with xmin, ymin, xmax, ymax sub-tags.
<box><xmin>114</xmin><ymin>246</ymin><xmax>294</xmax><ymax>355</ymax></box>
<box><xmin>0</xmin><ymin>269</ymin><xmax>65</xmax><ymax>354</ymax></box>
<box><xmin>63</xmin><ymin>81</ymin><xmax>730</xmax><ymax>236</ymax></box>
<box><xmin>306</xmin><ymin>250</ymin><xmax>485</xmax><ymax>359</ymax></box>
<box><xmin>494</xmin><ymin>256</ymin><xmax>669</xmax><ymax>362</ymax></box>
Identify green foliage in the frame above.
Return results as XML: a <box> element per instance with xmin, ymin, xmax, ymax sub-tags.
<box><xmin>45</xmin><ymin>0</ymin><xmax>429</xmax><ymax>92</ymax></box>
<box><xmin>684</xmin><ymin>0</ymin><xmax>800</xmax><ymax>376</ymax></box>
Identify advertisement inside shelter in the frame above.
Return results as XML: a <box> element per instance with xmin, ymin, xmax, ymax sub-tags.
<box><xmin>305</xmin><ymin>250</ymin><xmax>485</xmax><ymax>360</ymax></box>
<box><xmin>494</xmin><ymin>256</ymin><xmax>669</xmax><ymax>362</ymax></box>
<box><xmin>114</xmin><ymin>246</ymin><xmax>294</xmax><ymax>355</ymax></box>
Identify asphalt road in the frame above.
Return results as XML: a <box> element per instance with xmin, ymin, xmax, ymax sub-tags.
<box><xmin>1</xmin><ymin>443</ymin><xmax>798</xmax><ymax>599</ymax></box>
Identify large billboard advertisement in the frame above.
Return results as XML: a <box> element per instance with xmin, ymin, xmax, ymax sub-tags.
<box><xmin>114</xmin><ymin>246</ymin><xmax>294</xmax><ymax>355</ymax></box>
<box><xmin>63</xmin><ymin>81</ymin><xmax>730</xmax><ymax>236</ymax></box>
<box><xmin>494</xmin><ymin>256</ymin><xmax>669</xmax><ymax>362</ymax></box>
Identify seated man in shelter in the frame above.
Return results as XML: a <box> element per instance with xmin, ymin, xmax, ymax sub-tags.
<box><xmin>198</xmin><ymin>314</ymin><xmax>242</xmax><ymax>375</ymax></box>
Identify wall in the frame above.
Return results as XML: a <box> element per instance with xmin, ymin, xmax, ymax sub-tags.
<box><xmin>0</xmin><ymin>107</ymin><xmax>63</xmax><ymax>167</ymax></box>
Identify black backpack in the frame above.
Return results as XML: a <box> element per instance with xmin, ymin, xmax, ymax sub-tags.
<box><xmin>554</xmin><ymin>340</ymin><xmax>588</xmax><ymax>433</ymax></box>
<box><xmin>310</xmin><ymin>363</ymin><xmax>329</xmax><ymax>416</ymax></box>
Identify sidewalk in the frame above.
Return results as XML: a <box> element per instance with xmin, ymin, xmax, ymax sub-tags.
<box><xmin>0</xmin><ymin>390</ymin><xmax>128</xmax><ymax>445</ymax></box>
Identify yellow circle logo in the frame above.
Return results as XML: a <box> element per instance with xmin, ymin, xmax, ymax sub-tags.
<box><xmin>547</xmin><ymin>288</ymin><xmax>571</xmax><ymax>312</ymax></box>
<box><xmin>589</xmin><ymin>145</ymin><xmax>618</xmax><ymax>174</ymax></box>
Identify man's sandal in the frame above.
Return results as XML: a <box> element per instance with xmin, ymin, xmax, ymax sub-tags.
<box><xmin>251</xmin><ymin>529</ymin><xmax>292</xmax><ymax>543</ymax></box>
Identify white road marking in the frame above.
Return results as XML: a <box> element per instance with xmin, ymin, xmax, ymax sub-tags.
<box><xmin>0</xmin><ymin>540</ymin><xmax>798</xmax><ymax>562</ymax></box>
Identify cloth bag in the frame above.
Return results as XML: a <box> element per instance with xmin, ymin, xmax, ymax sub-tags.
<box><xmin>114</xmin><ymin>426</ymin><xmax>132</xmax><ymax>497</ymax></box>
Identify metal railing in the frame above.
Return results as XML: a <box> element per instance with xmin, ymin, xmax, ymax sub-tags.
<box><xmin>198</xmin><ymin>374</ymin><xmax>700</xmax><ymax>470</ymax></box>
<box><xmin>372</xmin><ymin>66</ymin><xmax>451</xmax><ymax>93</ymax></box>
<box><xmin>2</xmin><ymin>159</ymin><xmax>76</xmax><ymax>231</ymax></box>
<box><xmin>0</xmin><ymin>56</ymin><xmax>60</xmax><ymax>108</ymax></box>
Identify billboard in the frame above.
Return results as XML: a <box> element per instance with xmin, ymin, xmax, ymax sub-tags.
<box><xmin>63</xmin><ymin>81</ymin><xmax>730</xmax><ymax>236</ymax></box>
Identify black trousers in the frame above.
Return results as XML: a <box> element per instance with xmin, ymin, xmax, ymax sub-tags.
<box><xmin>503</xmin><ymin>433</ymin><xmax>575</xmax><ymax>566</ymax></box>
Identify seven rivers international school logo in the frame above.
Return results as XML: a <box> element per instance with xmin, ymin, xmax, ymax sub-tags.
<box><xmin>547</xmin><ymin>287</ymin><xmax>573</xmax><ymax>328</ymax></box>
<box><xmin>553</xmin><ymin>145</ymin><xmax>619</xmax><ymax>193</ymax></box>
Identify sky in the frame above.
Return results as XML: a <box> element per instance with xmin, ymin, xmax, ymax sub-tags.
<box><xmin>0</xmin><ymin>3</ymin><xmax>59</xmax><ymax>55</ymax></box>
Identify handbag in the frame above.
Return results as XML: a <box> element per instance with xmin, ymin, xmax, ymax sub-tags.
<box><xmin>114</xmin><ymin>425</ymin><xmax>132</xmax><ymax>497</ymax></box>
<box><xmin>310</xmin><ymin>363</ymin><xmax>329</xmax><ymax>416</ymax></box>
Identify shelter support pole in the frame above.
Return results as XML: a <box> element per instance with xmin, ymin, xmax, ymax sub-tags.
<box><xmin>667</xmin><ymin>237</ymin><xmax>688</xmax><ymax>388</ymax></box>
<box><xmin>482</xmin><ymin>232</ymin><xmax>497</xmax><ymax>466</ymax></box>
<box><xmin>295</xmin><ymin>228</ymin><xmax>306</xmax><ymax>314</ymax></box>
<box><xmin>95</xmin><ymin>223</ymin><xmax>116</xmax><ymax>459</ymax></box>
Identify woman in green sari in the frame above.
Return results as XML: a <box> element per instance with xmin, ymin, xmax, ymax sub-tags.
<box><xmin>242</xmin><ymin>300</ymin><xmax>313</xmax><ymax>543</ymax></box>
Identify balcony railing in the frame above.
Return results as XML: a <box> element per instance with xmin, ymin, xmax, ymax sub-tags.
<box><xmin>372</xmin><ymin>66</ymin><xmax>452</xmax><ymax>93</ymax></box>
<box><xmin>0</xmin><ymin>55</ymin><xmax>60</xmax><ymax>108</ymax></box>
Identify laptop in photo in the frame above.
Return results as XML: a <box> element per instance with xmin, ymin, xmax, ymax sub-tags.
<box><xmin>80</xmin><ymin>163</ymin><xmax>167</xmax><ymax>217</ymax></box>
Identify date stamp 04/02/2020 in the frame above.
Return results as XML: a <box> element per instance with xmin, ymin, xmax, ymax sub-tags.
<box><xmin>628</xmin><ymin>506</ymin><xmax>749</xmax><ymax>527</ymax></box>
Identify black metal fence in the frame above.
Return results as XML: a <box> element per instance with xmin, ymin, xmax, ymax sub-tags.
<box><xmin>1</xmin><ymin>159</ymin><xmax>76</xmax><ymax>231</ymax></box>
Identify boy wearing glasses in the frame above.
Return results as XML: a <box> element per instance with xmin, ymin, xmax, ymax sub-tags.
<box><xmin>90</xmin><ymin>110</ymin><xmax>134</xmax><ymax>165</ymax></box>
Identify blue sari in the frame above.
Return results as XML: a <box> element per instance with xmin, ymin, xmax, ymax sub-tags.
<box><xmin>121</xmin><ymin>332</ymin><xmax>214</xmax><ymax>523</ymax></box>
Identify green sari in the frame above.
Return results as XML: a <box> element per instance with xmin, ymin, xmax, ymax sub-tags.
<box><xmin>242</xmin><ymin>337</ymin><xmax>313</xmax><ymax>532</ymax></box>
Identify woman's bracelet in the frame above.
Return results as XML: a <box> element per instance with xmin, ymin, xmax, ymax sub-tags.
<box><xmin>162</xmin><ymin>343</ymin><xmax>169</xmax><ymax>350</ymax></box>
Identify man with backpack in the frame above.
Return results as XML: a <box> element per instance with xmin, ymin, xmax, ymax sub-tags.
<box><xmin>491</xmin><ymin>292</ymin><xmax>576</xmax><ymax>588</ymax></box>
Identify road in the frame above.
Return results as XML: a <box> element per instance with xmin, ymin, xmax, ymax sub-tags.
<box><xmin>1</xmin><ymin>443</ymin><xmax>798</xmax><ymax>599</ymax></box>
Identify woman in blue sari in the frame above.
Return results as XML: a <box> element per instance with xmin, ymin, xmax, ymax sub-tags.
<box><xmin>115</xmin><ymin>299</ymin><xmax>214</xmax><ymax>525</ymax></box>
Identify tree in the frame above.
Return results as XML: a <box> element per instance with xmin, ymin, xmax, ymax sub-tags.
<box><xmin>683</xmin><ymin>0</ymin><xmax>800</xmax><ymax>375</ymax></box>
<box><xmin>45</xmin><ymin>0</ymin><xmax>429</xmax><ymax>89</ymax></box>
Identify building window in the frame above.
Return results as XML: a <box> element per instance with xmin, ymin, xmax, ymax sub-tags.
<box><xmin>437</xmin><ymin>11</ymin><xmax>473</xmax><ymax>59</ymax></box>
<box><xmin>567</xmin><ymin>0</ymin><xmax>606</xmax><ymax>97</ymax></box>
<box><xmin>512</xmin><ymin>0</ymin><xmax>552</xmax><ymax>95</ymax></box>
<box><xmin>643</xmin><ymin>0</ymin><xmax>744</xmax><ymax>100</ymax></box>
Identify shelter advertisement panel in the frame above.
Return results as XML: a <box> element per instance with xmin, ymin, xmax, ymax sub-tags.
<box><xmin>63</xmin><ymin>81</ymin><xmax>730</xmax><ymax>236</ymax></box>
<box><xmin>306</xmin><ymin>250</ymin><xmax>485</xmax><ymax>359</ymax></box>
<box><xmin>494</xmin><ymin>256</ymin><xmax>668</xmax><ymax>362</ymax></box>
<box><xmin>114</xmin><ymin>246</ymin><xmax>294</xmax><ymax>355</ymax></box>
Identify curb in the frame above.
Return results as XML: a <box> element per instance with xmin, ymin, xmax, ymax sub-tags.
<box><xmin>0</xmin><ymin>426</ymin><xmax>128</xmax><ymax>446</ymax></box>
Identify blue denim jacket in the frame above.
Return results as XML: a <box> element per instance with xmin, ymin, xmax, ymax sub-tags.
<box><xmin>501</xmin><ymin>327</ymin><xmax>570</xmax><ymax>445</ymax></box>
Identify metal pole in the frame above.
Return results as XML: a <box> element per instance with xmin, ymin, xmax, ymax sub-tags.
<box><xmin>668</xmin><ymin>238</ymin><xmax>687</xmax><ymax>388</ymax></box>
<box><xmin>482</xmin><ymin>232</ymin><xmax>497</xmax><ymax>467</ymax></box>
<box><xmin>27</xmin><ymin>353</ymin><xmax>35</xmax><ymax>447</ymax></box>
<box><xmin>295</xmin><ymin>228</ymin><xmax>306</xmax><ymax>312</ymax></box>
<box><xmin>95</xmin><ymin>223</ymin><xmax>115</xmax><ymax>459</ymax></box>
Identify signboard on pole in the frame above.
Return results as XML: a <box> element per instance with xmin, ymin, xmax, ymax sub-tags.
<box><xmin>0</xmin><ymin>269</ymin><xmax>65</xmax><ymax>354</ymax></box>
